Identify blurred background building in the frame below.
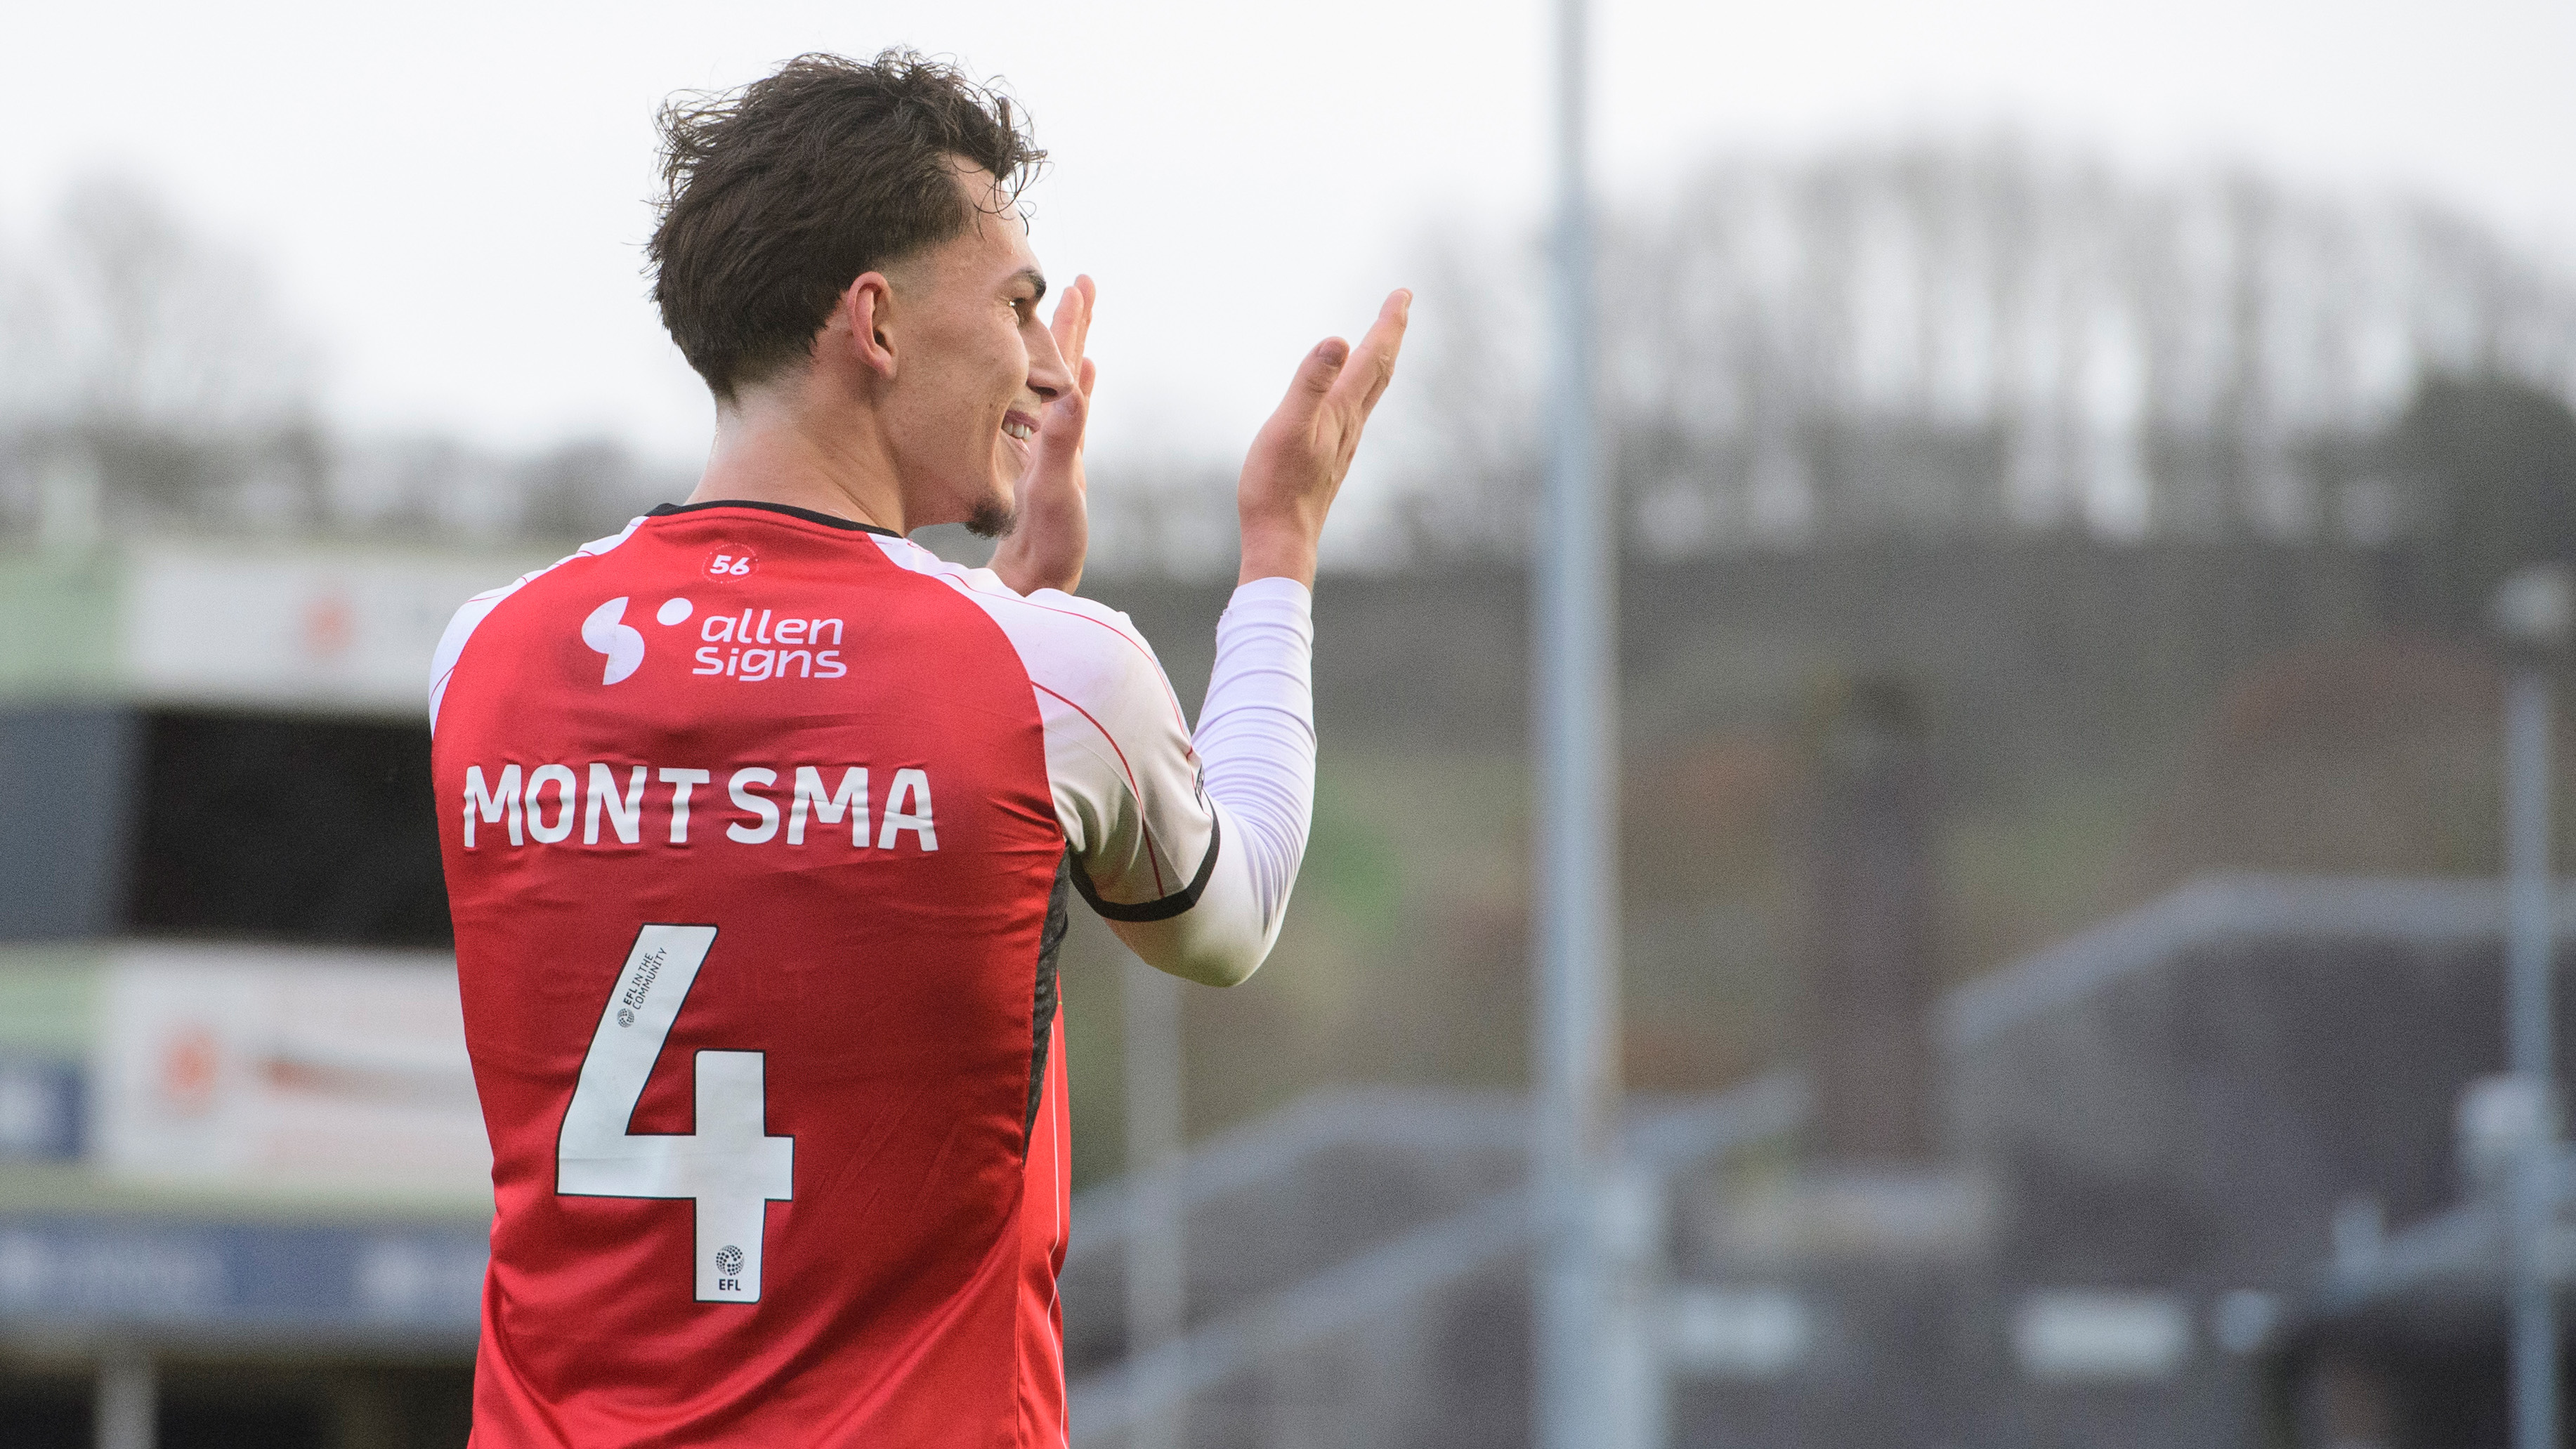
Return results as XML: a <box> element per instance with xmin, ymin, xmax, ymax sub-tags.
<box><xmin>0</xmin><ymin>542</ymin><xmax>531</xmax><ymax>1445</ymax></box>
<box><xmin>7</xmin><ymin>4</ymin><xmax>2576</xmax><ymax>1445</ymax></box>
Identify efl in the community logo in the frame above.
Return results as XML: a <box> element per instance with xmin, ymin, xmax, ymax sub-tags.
<box><xmin>580</xmin><ymin>596</ymin><xmax>699</xmax><ymax>686</ymax></box>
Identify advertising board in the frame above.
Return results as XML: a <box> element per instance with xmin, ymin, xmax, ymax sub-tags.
<box><xmin>93</xmin><ymin>945</ymin><xmax>490</xmax><ymax>1204</ymax></box>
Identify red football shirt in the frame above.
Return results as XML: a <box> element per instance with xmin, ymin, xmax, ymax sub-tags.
<box><xmin>431</xmin><ymin>501</ymin><xmax>1224</xmax><ymax>1447</ymax></box>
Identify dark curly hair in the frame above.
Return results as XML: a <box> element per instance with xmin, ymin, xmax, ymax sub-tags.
<box><xmin>647</xmin><ymin>50</ymin><xmax>1046</xmax><ymax>402</ymax></box>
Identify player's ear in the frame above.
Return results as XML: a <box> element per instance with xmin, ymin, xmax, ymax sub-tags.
<box><xmin>839</xmin><ymin>273</ymin><xmax>898</xmax><ymax>380</ymax></box>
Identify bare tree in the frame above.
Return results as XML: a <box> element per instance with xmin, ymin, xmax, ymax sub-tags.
<box><xmin>45</xmin><ymin>174</ymin><xmax>315</xmax><ymax>431</ymax></box>
<box><xmin>1385</xmin><ymin>136</ymin><xmax>2576</xmax><ymax>560</ymax></box>
<box><xmin>0</xmin><ymin>173</ymin><xmax>323</xmax><ymax>534</ymax></box>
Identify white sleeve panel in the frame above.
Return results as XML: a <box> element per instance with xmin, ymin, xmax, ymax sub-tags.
<box><xmin>870</xmin><ymin>537</ymin><xmax>1217</xmax><ymax>913</ymax></box>
<box><xmin>427</xmin><ymin>519</ymin><xmax>645</xmax><ymax>732</ymax></box>
<box><xmin>872</xmin><ymin>539</ymin><xmax>1317</xmax><ymax>986</ymax></box>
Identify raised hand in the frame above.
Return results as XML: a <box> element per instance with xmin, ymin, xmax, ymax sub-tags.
<box><xmin>990</xmin><ymin>274</ymin><xmax>1097</xmax><ymax>595</ymax></box>
<box><xmin>1237</xmin><ymin>289</ymin><xmax>1411</xmax><ymax>588</ymax></box>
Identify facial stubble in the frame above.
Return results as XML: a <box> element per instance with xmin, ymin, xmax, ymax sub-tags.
<box><xmin>964</xmin><ymin>497</ymin><xmax>1016</xmax><ymax>540</ymax></box>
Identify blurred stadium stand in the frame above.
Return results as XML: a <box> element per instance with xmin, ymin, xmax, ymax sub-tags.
<box><xmin>0</xmin><ymin>543</ymin><xmax>540</xmax><ymax>1448</ymax></box>
<box><xmin>1063</xmin><ymin>875</ymin><xmax>2576</xmax><ymax>1449</ymax></box>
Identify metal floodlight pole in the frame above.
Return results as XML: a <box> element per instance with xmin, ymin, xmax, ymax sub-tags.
<box><xmin>1125</xmin><ymin>954</ymin><xmax>1188</xmax><ymax>1449</ymax></box>
<box><xmin>1534</xmin><ymin>0</ymin><xmax>1626</xmax><ymax>1443</ymax></box>
<box><xmin>96</xmin><ymin>1346</ymin><xmax>155</xmax><ymax>1449</ymax></box>
<box><xmin>2497</xmin><ymin>564</ymin><xmax>2571</xmax><ymax>1449</ymax></box>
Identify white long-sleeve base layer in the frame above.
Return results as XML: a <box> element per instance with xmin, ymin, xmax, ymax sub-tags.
<box><xmin>1118</xmin><ymin>577</ymin><xmax>1316</xmax><ymax>982</ymax></box>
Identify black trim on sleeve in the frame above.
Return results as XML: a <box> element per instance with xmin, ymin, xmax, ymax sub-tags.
<box><xmin>1068</xmin><ymin>813</ymin><xmax>1222</xmax><ymax>923</ymax></box>
<box><xmin>1023</xmin><ymin>855</ymin><xmax>1073</xmax><ymax>1155</ymax></box>
<box><xmin>647</xmin><ymin>500</ymin><xmax>901</xmax><ymax>537</ymax></box>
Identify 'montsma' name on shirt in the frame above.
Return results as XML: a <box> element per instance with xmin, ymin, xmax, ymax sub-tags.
<box><xmin>459</xmin><ymin>764</ymin><xmax>936</xmax><ymax>850</ymax></box>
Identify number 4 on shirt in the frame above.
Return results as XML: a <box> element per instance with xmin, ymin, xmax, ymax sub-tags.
<box><xmin>557</xmin><ymin>924</ymin><xmax>794</xmax><ymax>1303</ymax></box>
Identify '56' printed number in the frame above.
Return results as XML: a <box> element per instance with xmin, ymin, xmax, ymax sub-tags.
<box><xmin>557</xmin><ymin>925</ymin><xmax>793</xmax><ymax>1303</ymax></box>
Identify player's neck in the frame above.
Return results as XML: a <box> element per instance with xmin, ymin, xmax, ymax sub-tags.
<box><xmin>689</xmin><ymin>381</ymin><xmax>910</xmax><ymax>532</ymax></box>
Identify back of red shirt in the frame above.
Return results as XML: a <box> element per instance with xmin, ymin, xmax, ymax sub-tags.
<box><xmin>434</xmin><ymin>504</ymin><xmax>1073</xmax><ymax>1446</ymax></box>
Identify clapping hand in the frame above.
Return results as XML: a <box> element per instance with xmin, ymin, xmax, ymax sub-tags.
<box><xmin>990</xmin><ymin>275</ymin><xmax>1097</xmax><ymax>595</ymax></box>
<box><xmin>1236</xmin><ymin>289</ymin><xmax>1411</xmax><ymax>588</ymax></box>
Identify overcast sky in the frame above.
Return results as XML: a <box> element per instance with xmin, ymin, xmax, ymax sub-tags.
<box><xmin>10</xmin><ymin>0</ymin><xmax>2573</xmax><ymax>484</ymax></box>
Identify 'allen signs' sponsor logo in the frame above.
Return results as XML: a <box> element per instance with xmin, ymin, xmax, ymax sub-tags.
<box><xmin>578</xmin><ymin>596</ymin><xmax>842</xmax><ymax>686</ymax></box>
<box><xmin>694</xmin><ymin>608</ymin><xmax>848</xmax><ymax>682</ymax></box>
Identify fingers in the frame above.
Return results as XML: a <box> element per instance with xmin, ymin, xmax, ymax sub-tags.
<box><xmin>1302</xmin><ymin>338</ymin><xmax>1352</xmax><ymax>395</ymax></box>
<box><xmin>1050</xmin><ymin>275</ymin><xmax>1089</xmax><ymax>353</ymax></box>
<box><xmin>1269</xmin><ymin>336</ymin><xmax>1349</xmax><ymax>428</ymax></box>
<box><xmin>1032</xmin><ymin>358</ymin><xmax>1094</xmax><ymax>466</ymax></box>
<box><xmin>1035</xmin><ymin>297</ymin><xmax>1099</xmax><ymax>458</ymax></box>
<box><xmin>1326</xmin><ymin>289</ymin><xmax>1411</xmax><ymax>420</ymax></box>
<box><xmin>1036</xmin><ymin>358</ymin><xmax>1092</xmax><ymax>460</ymax></box>
<box><xmin>1263</xmin><ymin>289</ymin><xmax>1408</xmax><ymax>442</ymax></box>
<box><xmin>1050</xmin><ymin>274</ymin><xmax>1094</xmax><ymax>376</ymax></box>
